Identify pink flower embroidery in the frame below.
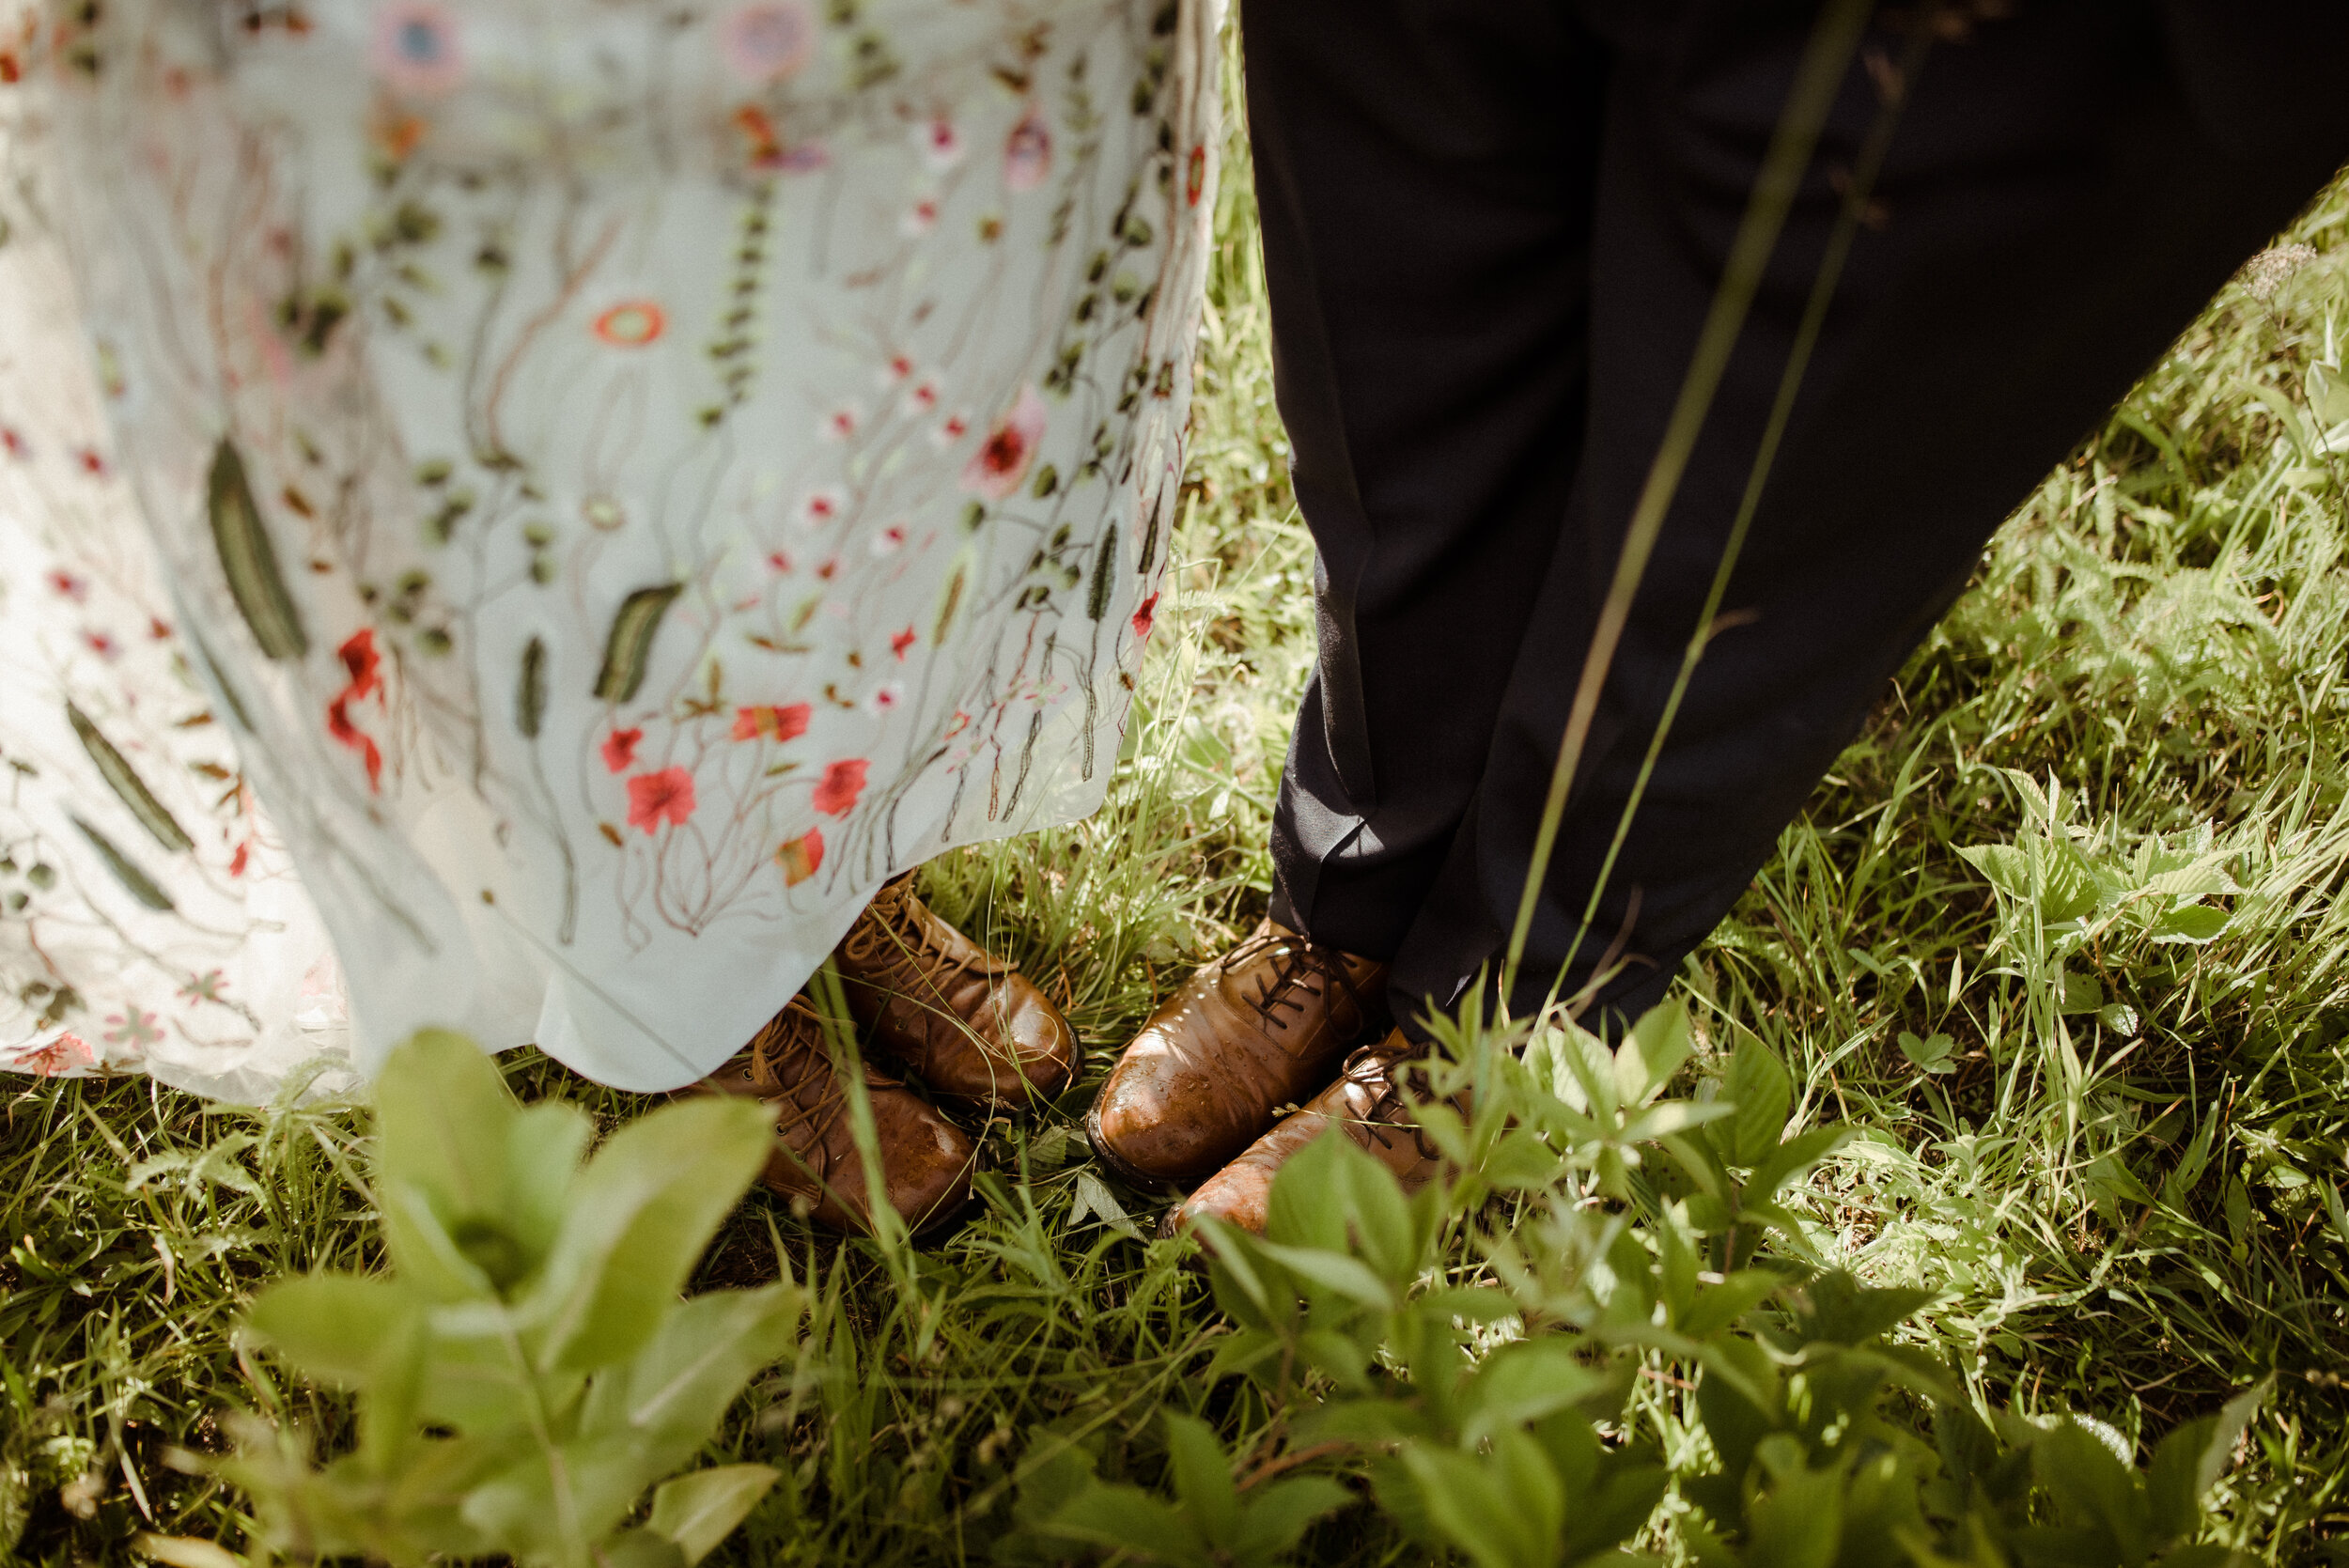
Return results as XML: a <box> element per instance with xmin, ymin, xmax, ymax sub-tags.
<box><xmin>866</xmin><ymin>682</ymin><xmax>903</xmax><ymax>715</ymax></box>
<box><xmin>103</xmin><ymin>1010</ymin><xmax>163</xmax><ymax>1048</ymax></box>
<box><xmin>1</xmin><ymin>427</ymin><xmax>25</xmax><ymax>459</ymax></box>
<box><xmin>901</xmin><ymin>198</ymin><xmax>941</xmax><ymax>238</ymax></box>
<box><xmin>1004</xmin><ymin>103</ymin><xmax>1052</xmax><ymax>192</ymax></box>
<box><xmin>720</xmin><ymin>2</ymin><xmax>814</xmax><ymax>83</ymax></box>
<box><xmin>870</xmin><ymin>523</ymin><xmax>907</xmax><ymax>557</ymax></box>
<box><xmin>627</xmin><ymin>767</ymin><xmax>697</xmax><ymax>833</ymax></box>
<box><xmin>732</xmin><ymin>703</ymin><xmax>811</xmax><ymax>742</ymax></box>
<box><xmin>774</xmin><ymin>828</ymin><xmax>823</xmax><ymax>886</ymax></box>
<box><xmin>16</xmin><ymin>1032</ymin><xmax>92</xmax><ymax>1076</ymax></box>
<box><xmin>373</xmin><ymin>2</ymin><xmax>464</xmax><ymax>96</ymax></box>
<box><xmin>82</xmin><ymin>631</ymin><xmax>119</xmax><ymax>661</ymax></box>
<box><xmin>601</xmin><ymin>727</ymin><xmax>644</xmax><ymax>773</ymax></box>
<box><xmin>47</xmin><ymin>569</ymin><xmax>86</xmax><ymax>600</ymax></box>
<box><xmin>960</xmin><ymin>386</ymin><xmax>1047</xmax><ymax>500</ymax></box>
<box><xmin>327</xmin><ymin>629</ymin><xmax>384</xmax><ymax>791</ymax></box>
<box><xmin>914</xmin><ymin>116</ymin><xmax>965</xmax><ymax>173</ymax></box>
<box><xmin>821</xmin><ymin>404</ymin><xmax>863</xmax><ymax>442</ymax></box>
<box><xmin>811</xmin><ymin>758</ymin><xmax>868</xmax><ymax>816</ymax></box>
<box><xmin>1131</xmin><ymin>593</ymin><xmax>1159</xmax><ymax>641</ymax></box>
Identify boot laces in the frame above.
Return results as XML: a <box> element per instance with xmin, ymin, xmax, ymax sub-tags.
<box><xmin>742</xmin><ymin>1001</ymin><xmax>851</xmax><ymax>1168</ymax></box>
<box><xmin>839</xmin><ymin>878</ymin><xmax>987</xmax><ymax>989</ymax></box>
<box><xmin>1241</xmin><ymin>930</ymin><xmax>1366</xmax><ymax>1031</ymax></box>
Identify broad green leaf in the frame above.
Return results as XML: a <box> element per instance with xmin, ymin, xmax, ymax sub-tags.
<box><xmin>526</xmin><ymin>1095</ymin><xmax>777</xmax><ymax>1371</ymax></box>
<box><xmin>1725</xmin><ymin>1038</ymin><xmax>1793</xmax><ymax>1167</ymax></box>
<box><xmin>1162</xmin><ymin>1412</ymin><xmax>1239</xmax><ymax>1548</ymax></box>
<box><xmin>1680</xmin><ymin>1269</ymin><xmax>1783</xmax><ymax>1339</ymax></box>
<box><xmin>599</xmin><ymin>1529</ymin><xmax>691</xmax><ymax>1568</ymax></box>
<box><xmin>1459</xmin><ymin>1341</ymin><xmax>1608</xmax><ymax>1449</ymax></box>
<box><xmin>1748</xmin><ymin>1126</ymin><xmax>1851</xmax><ymax>1203</ymax></box>
<box><xmin>1265</xmin><ymin>1128</ymin><xmax>1351</xmax><ymax>1252</ymax></box>
<box><xmin>1403</xmin><ymin>1432</ymin><xmax>1563</xmax><ymax>1568</ymax></box>
<box><xmin>503</xmin><ymin>1100</ymin><xmax>594</xmax><ymax>1265</ymax></box>
<box><xmin>374</xmin><ymin>1030</ymin><xmax>523</xmax><ymax>1300</ymax></box>
<box><xmin>244</xmin><ymin>1273</ymin><xmax>417</xmax><ymax>1389</ymax></box>
<box><xmin>2057</xmin><ymin>969</ymin><xmax>2103</xmax><ymax>1015</ymax></box>
<box><xmin>2147</xmin><ymin>1416</ymin><xmax>2215</xmax><ymax>1545</ymax></box>
<box><xmin>1042</xmin><ymin>1482</ymin><xmax>1209</xmax><ymax>1567</ymax></box>
<box><xmin>460</xmin><ymin>1432</ymin><xmax>663</xmax><ymax>1559</ymax></box>
<box><xmin>1615</xmin><ymin>1003</ymin><xmax>1693</xmax><ymax>1109</ymax></box>
<box><xmin>2032</xmin><ymin>1420</ymin><xmax>2150</xmax><ymax>1564</ymax></box>
<box><xmin>2155</xmin><ymin>905</ymin><xmax>2229</xmax><ymax>943</ymax></box>
<box><xmin>2142</xmin><ymin>864</ymin><xmax>2227</xmax><ymax>901</ymax></box>
<box><xmin>1745</xmin><ymin>1435</ymin><xmax>1843</xmax><ymax>1568</ymax></box>
<box><xmin>579</xmin><ymin>1284</ymin><xmax>801</xmax><ymax>1453</ymax></box>
<box><xmin>1618</xmin><ymin>1099</ymin><xmax>1736</xmax><ymax>1144</ymax></box>
<box><xmin>1957</xmin><ymin>842</ymin><xmax>2030</xmax><ymax>902</ymax></box>
<box><xmin>1253</xmin><ymin>1239</ymin><xmax>1396</xmax><ymax>1311</ymax></box>
<box><xmin>1233</xmin><ymin>1475</ymin><xmax>1352</xmax><ymax>1564</ymax></box>
<box><xmin>2196</xmin><ymin>1376</ymin><xmax>2271</xmax><ymax>1494</ymax></box>
<box><xmin>1331</xmin><ymin>1131</ymin><xmax>1419</xmax><ymax>1284</ymax></box>
<box><xmin>648</xmin><ymin>1465</ymin><xmax>780</xmax><ymax>1565</ymax></box>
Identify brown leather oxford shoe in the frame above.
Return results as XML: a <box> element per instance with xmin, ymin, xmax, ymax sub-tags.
<box><xmin>834</xmin><ymin>876</ymin><xmax>1079</xmax><ymax>1113</ymax></box>
<box><xmin>1085</xmin><ymin>919</ymin><xmax>1388</xmax><ymax>1189</ymax></box>
<box><xmin>695</xmin><ymin>995</ymin><xmax>976</xmax><ymax>1236</ymax></box>
<box><xmin>1163</xmin><ymin>1029</ymin><xmax>1461</xmax><ymax>1238</ymax></box>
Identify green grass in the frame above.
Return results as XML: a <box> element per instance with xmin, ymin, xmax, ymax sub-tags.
<box><xmin>9</xmin><ymin>46</ymin><xmax>2349</xmax><ymax>1564</ymax></box>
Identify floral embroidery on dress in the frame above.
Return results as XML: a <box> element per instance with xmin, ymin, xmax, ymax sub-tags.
<box><xmin>3</xmin><ymin>0</ymin><xmax>1220</xmax><ymax>1092</ymax></box>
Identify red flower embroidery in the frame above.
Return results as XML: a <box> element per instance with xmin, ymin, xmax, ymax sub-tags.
<box><xmin>2</xmin><ymin>427</ymin><xmax>26</xmax><ymax>458</ymax></box>
<box><xmin>601</xmin><ymin>727</ymin><xmax>643</xmax><ymax>773</ymax></box>
<box><xmin>811</xmin><ymin>758</ymin><xmax>868</xmax><ymax>816</ymax></box>
<box><xmin>774</xmin><ymin>828</ymin><xmax>823</xmax><ymax>886</ymax></box>
<box><xmin>732</xmin><ymin>703</ymin><xmax>811</xmax><ymax>742</ymax></box>
<box><xmin>339</xmin><ymin>628</ymin><xmax>381</xmax><ymax>697</ymax></box>
<box><xmin>1187</xmin><ymin>145</ymin><xmax>1207</xmax><ymax>207</ymax></box>
<box><xmin>328</xmin><ymin>629</ymin><xmax>385</xmax><ymax>790</ymax></box>
<box><xmin>229</xmin><ymin>842</ymin><xmax>250</xmax><ymax>878</ymax></box>
<box><xmin>82</xmin><ymin>630</ymin><xmax>119</xmax><ymax>660</ymax></box>
<box><xmin>890</xmin><ymin>627</ymin><xmax>917</xmax><ymax>660</ymax></box>
<box><xmin>1130</xmin><ymin>593</ymin><xmax>1159</xmax><ymax>641</ymax></box>
<box><xmin>627</xmin><ymin>767</ymin><xmax>697</xmax><ymax>833</ymax></box>
<box><xmin>960</xmin><ymin>386</ymin><xmax>1047</xmax><ymax>501</ymax></box>
<box><xmin>47</xmin><ymin>569</ymin><xmax>86</xmax><ymax>600</ymax></box>
<box><xmin>74</xmin><ymin>447</ymin><xmax>106</xmax><ymax>476</ymax></box>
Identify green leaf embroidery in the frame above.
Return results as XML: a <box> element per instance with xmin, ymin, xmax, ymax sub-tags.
<box><xmin>594</xmin><ymin>584</ymin><xmax>683</xmax><ymax>705</ymax></box>
<box><xmin>70</xmin><ymin>813</ymin><xmax>174</xmax><ymax>911</ymax></box>
<box><xmin>518</xmin><ymin>635</ymin><xmax>549</xmax><ymax>738</ymax></box>
<box><xmin>208</xmin><ymin>437</ymin><xmax>309</xmax><ymax>660</ymax></box>
<box><xmin>66</xmin><ymin>703</ymin><xmax>193</xmax><ymax>852</ymax></box>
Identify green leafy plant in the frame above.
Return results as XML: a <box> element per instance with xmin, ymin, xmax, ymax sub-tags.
<box><xmin>216</xmin><ymin>1030</ymin><xmax>798</xmax><ymax>1567</ymax></box>
<box><xmin>1011</xmin><ymin>1004</ymin><xmax>2272</xmax><ymax>1568</ymax></box>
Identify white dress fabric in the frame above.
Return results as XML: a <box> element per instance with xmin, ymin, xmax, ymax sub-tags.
<box><xmin>0</xmin><ymin>0</ymin><xmax>1216</xmax><ymax>1094</ymax></box>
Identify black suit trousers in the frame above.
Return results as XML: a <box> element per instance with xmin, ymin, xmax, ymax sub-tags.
<box><xmin>1246</xmin><ymin>0</ymin><xmax>2349</xmax><ymax>1036</ymax></box>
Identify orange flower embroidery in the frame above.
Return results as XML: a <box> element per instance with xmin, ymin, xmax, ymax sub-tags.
<box><xmin>593</xmin><ymin>302</ymin><xmax>665</xmax><ymax>348</ymax></box>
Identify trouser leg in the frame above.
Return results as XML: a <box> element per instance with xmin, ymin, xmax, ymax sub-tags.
<box><xmin>1383</xmin><ymin>1</ymin><xmax>2349</xmax><ymax>1033</ymax></box>
<box><xmin>1243</xmin><ymin>0</ymin><xmax>1610</xmax><ymax>960</ymax></box>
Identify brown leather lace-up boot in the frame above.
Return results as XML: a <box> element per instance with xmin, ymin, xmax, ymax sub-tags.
<box><xmin>694</xmin><ymin>996</ymin><xmax>976</xmax><ymax>1236</ymax></box>
<box><xmin>1085</xmin><ymin>920</ymin><xmax>1388</xmax><ymax>1189</ymax></box>
<box><xmin>833</xmin><ymin>876</ymin><xmax>1079</xmax><ymax>1113</ymax></box>
<box><xmin>1163</xmin><ymin>1028</ymin><xmax>1462</xmax><ymax>1238</ymax></box>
